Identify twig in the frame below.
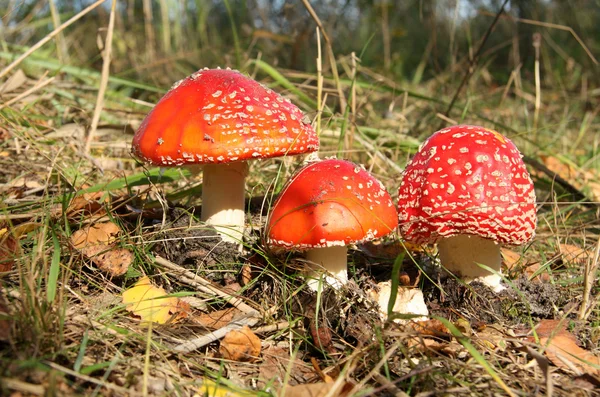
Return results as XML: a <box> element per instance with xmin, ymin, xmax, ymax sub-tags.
<box><xmin>0</xmin><ymin>378</ymin><xmax>44</xmax><ymax>396</ymax></box>
<box><xmin>439</xmin><ymin>0</ymin><xmax>510</xmax><ymax>129</ymax></box>
<box><xmin>84</xmin><ymin>0</ymin><xmax>116</xmax><ymax>154</ymax></box>
<box><xmin>579</xmin><ymin>236</ymin><xmax>600</xmax><ymax>320</ymax></box>
<box><xmin>154</xmin><ymin>256</ymin><xmax>257</xmax><ymax>314</ymax></box>
<box><xmin>0</xmin><ymin>0</ymin><xmax>107</xmax><ymax>81</ymax></box>
<box><xmin>173</xmin><ymin>311</ymin><xmax>260</xmax><ymax>353</ymax></box>
<box><xmin>301</xmin><ymin>0</ymin><xmax>347</xmax><ymax>112</ymax></box>
<box><xmin>43</xmin><ymin>361</ymin><xmax>130</xmax><ymax>394</ymax></box>
<box><xmin>0</xmin><ymin>74</ymin><xmax>55</xmax><ymax>111</ymax></box>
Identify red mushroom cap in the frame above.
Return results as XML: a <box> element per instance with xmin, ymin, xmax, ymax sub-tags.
<box><xmin>267</xmin><ymin>159</ymin><xmax>398</xmax><ymax>249</ymax></box>
<box><xmin>131</xmin><ymin>68</ymin><xmax>319</xmax><ymax>166</ymax></box>
<box><xmin>397</xmin><ymin>125</ymin><xmax>537</xmax><ymax>245</ymax></box>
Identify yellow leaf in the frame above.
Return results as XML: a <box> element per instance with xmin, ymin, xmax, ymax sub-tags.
<box><xmin>194</xmin><ymin>379</ymin><xmax>254</xmax><ymax>397</ymax></box>
<box><xmin>122</xmin><ymin>276</ymin><xmax>184</xmax><ymax>325</ymax></box>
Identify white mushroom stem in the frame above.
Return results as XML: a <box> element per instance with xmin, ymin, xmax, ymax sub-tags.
<box><xmin>201</xmin><ymin>162</ymin><xmax>249</xmax><ymax>244</ymax></box>
<box><xmin>305</xmin><ymin>246</ymin><xmax>349</xmax><ymax>292</ymax></box>
<box><xmin>437</xmin><ymin>234</ymin><xmax>504</xmax><ymax>292</ymax></box>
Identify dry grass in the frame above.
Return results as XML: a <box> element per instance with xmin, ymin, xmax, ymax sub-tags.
<box><xmin>1</xmin><ymin>1</ymin><xmax>600</xmax><ymax>396</ymax></box>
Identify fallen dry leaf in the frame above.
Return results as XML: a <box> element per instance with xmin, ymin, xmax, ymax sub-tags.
<box><xmin>558</xmin><ymin>243</ymin><xmax>590</xmax><ymax>266</ymax></box>
<box><xmin>195</xmin><ymin>307</ymin><xmax>242</xmax><ymax>330</ymax></box>
<box><xmin>0</xmin><ymin>232</ymin><xmax>19</xmax><ymax>272</ymax></box>
<box><xmin>122</xmin><ymin>276</ymin><xmax>189</xmax><ymax>325</ymax></box>
<box><xmin>258</xmin><ymin>346</ymin><xmax>318</xmax><ymax>388</ymax></box>
<box><xmin>219</xmin><ymin>325</ymin><xmax>261</xmax><ymax>362</ymax></box>
<box><xmin>280</xmin><ymin>381</ymin><xmax>354</xmax><ymax>397</ymax></box>
<box><xmin>194</xmin><ymin>378</ymin><xmax>254</xmax><ymax>397</ymax></box>
<box><xmin>529</xmin><ymin>319</ymin><xmax>600</xmax><ymax>376</ymax></box>
<box><xmin>0</xmin><ymin>222</ymin><xmax>39</xmax><ymax>272</ymax></box>
<box><xmin>71</xmin><ymin>222</ymin><xmax>132</xmax><ymax>276</ymax></box>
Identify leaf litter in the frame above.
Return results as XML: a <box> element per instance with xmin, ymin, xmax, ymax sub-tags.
<box><xmin>1</xmin><ymin>39</ymin><xmax>600</xmax><ymax>397</ymax></box>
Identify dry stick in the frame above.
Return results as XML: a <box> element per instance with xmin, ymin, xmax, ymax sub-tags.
<box><xmin>438</xmin><ymin>0</ymin><xmax>509</xmax><ymax>130</ymax></box>
<box><xmin>84</xmin><ymin>0</ymin><xmax>116</xmax><ymax>155</ymax></box>
<box><xmin>0</xmin><ymin>75</ymin><xmax>55</xmax><ymax>111</ymax></box>
<box><xmin>579</xmin><ymin>236</ymin><xmax>600</xmax><ymax>320</ymax></box>
<box><xmin>173</xmin><ymin>311</ymin><xmax>260</xmax><ymax>353</ymax></box>
<box><xmin>0</xmin><ymin>0</ymin><xmax>107</xmax><ymax>81</ymax></box>
<box><xmin>154</xmin><ymin>256</ymin><xmax>257</xmax><ymax>314</ymax></box>
<box><xmin>301</xmin><ymin>0</ymin><xmax>347</xmax><ymax>113</ymax></box>
<box><xmin>48</xmin><ymin>0</ymin><xmax>68</xmax><ymax>64</ymax></box>
<box><xmin>43</xmin><ymin>361</ymin><xmax>130</xmax><ymax>394</ymax></box>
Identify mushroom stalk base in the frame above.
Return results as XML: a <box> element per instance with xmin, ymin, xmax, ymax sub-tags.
<box><xmin>201</xmin><ymin>162</ymin><xmax>249</xmax><ymax>245</ymax></box>
<box><xmin>305</xmin><ymin>246</ymin><xmax>349</xmax><ymax>292</ymax></box>
<box><xmin>437</xmin><ymin>234</ymin><xmax>504</xmax><ymax>292</ymax></box>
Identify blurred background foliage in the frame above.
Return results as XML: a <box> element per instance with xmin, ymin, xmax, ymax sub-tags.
<box><xmin>2</xmin><ymin>0</ymin><xmax>598</xmax><ymax>101</ymax></box>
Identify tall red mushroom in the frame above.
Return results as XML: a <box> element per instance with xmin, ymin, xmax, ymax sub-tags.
<box><xmin>397</xmin><ymin>125</ymin><xmax>537</xmax><ymax>291</ymax></box>
<box><xmin>267</xmin><ymin>159</ymin><xmax>398</xmax><ymax>291</ymax></box>
<box><xmin>132</xmin><ymin>68</ymin><xmax>319</xmax><ymax>243</ymax></box>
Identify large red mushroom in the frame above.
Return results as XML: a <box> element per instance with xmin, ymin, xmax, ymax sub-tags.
<box><xmin>397</xmin><ymin>125</ymin><xmax>537</xmax><ymax>291</ymax></box>
<box><xmin>267</xmin><ymin>159</ymin><xmax>398</xmax><ymax>291</ymax></box>
<box><xmin>132</xmin><ymin>68</ymin><xmax>319</xmax><ymax>243</ymax></box>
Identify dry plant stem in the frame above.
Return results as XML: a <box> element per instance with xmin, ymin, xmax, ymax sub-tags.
<box><xmin>438</xmin><ymin>235</ymin><xmax>504</xmax><ymax>292</ymax></box>
<box><xmin>154</xmin><ymin>256</ymin><xmax>256</xmax><ymax>314</ymax></box>
<box><xmin>316</xmin><ymin>27</ymin><xmax>323</xmax><ymax>136</ymax></box>
<box><xmin>439</xmin><ymin>0</ymin><xmax>509</xmax><ymax>128</ymax></box>
<box><xmin>0</xmin><ymin>0</ymin><xmax>107</xmax><ymax>80</ymax></box>
<box><xmin>301</xmin><ymin>0</ymin><xmax>347</xmax><ymax>112</ymax></box>
<box><xmin>173</xmin><ymin>312</ymin><xmax>260</xmax><ymax>353</ymax></box>
<box><xmin>0</xmin><ymin>74</ymin><xmax>54</xmax><ymax>111</ymax></box>
<box><xmin>201</xmin><ymin>162</ymin><xmax>249</xmax><ymax>244</ymax></box>
<box><xmin>533</xmin><ymin>33</ymin><xmax>542</xmax><ymax>133</ymax></box>
<box><xmin>305</xmin><ymin>246</ymin><xmax>349</xmax><ymax>291</ymax></box>
<box><xmin>0</xmin><ymin>378</ymin><xmax>45</xmax><ymax>396</ymax></box>
<box><xmin>84</xmin><ymin>0</ymin><xmax>116</xmax><ymax>154</ymax></box>
<box><xmin>43</xmin><ymin>361</ymin><xmax>130</xmax><ymax>394</ymax></box>
<box><xmin>579</xmin><ymin>236</ymin><xmax>600</xmax><ymax>320</ymax></box>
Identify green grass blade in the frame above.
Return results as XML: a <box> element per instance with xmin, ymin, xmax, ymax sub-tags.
<box><xmin>47</xmin><ymin>228</ymin><xmax>61</xmax><ymax>303</ymax></box>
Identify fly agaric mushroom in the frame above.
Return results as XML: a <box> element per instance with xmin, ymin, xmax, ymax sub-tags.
<box><xmin>132</xmin><ymin>68</ymin><xmax>319</xmax><ymax>243</ymax></box>
<box><xmin>267</xmin><ymin>159</ymin><xmax>398</xmax><ymax>291</ymax></box>
<box><xmin>397</xmin><ymin>125</ymin><xmax>537</xmax><ymax>291</ymax></box>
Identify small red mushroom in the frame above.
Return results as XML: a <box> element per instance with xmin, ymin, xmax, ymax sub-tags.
<box><xmin>397</xmin><ymin>125</ymin><xmax>537</xmax><ymax>291</ymax></box>
<box><xmin>267</xmin><ymin>159</ymin><xmax>398</xmax><ymax>291</ymax></box>
<box><xmin>132</xmin><ymin>68</ymin><xmax>319</xmax><ymax>243</ymax></box>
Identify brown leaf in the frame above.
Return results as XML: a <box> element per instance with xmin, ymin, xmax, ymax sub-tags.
<box><xmin>83</xmin><ymin>245</ymin><xmax>133</xmax><ymax>277</ymax></box>
<box><xmin>0</xmin><ymin>233</ymin><xmax>19</xmax><ymax>272</ymax></box>
<box><xmin>541</xmin><ymin>155</ymin><xmax>576</xmax><ymax>181</ymax></box>
<box><xmin>529</xmin><ymin>319</ymin><xmax>600</xmax><ymax>376</ymax></box>
<box><xmin>240</xmin><ymin>263</ymin><xmax>252</xmax><ymax>286</ymax></box>
<box><xmin>558</xmin><ymin>244</ymin><xmax>590</xmax><ymax>266</ymax></box>
<box><xmin>71</xmin><ymin>222</ymin><xmax>132</xmax><ymax>276</ymax></box>
<box><xmin>408</xmin><ymin>319</ymin><xmax>450</xmax><ymax>338</ymax></box>
<box><xmin>195</xmin><ymin>307</ymin><xmax>241</xmax><ymax>330</ymax></box>
<box><xmin>280</xmin><ymin>381</ymin><xmax>355</xmax><ymax>397</ymax></box>
<box><xmin>309</xmin><ymin>320</ymin><xmax>334</xmax><ymax>352</ymax></box>
<box><xmin>258</xmin><ymin>346</ymin><xmax>318</xmax><ymax>388</ymax></box>
<box><xmin>219</xmin><ymin>325</ymin><xmax>261</xmax><ymax>362</ymax></box>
